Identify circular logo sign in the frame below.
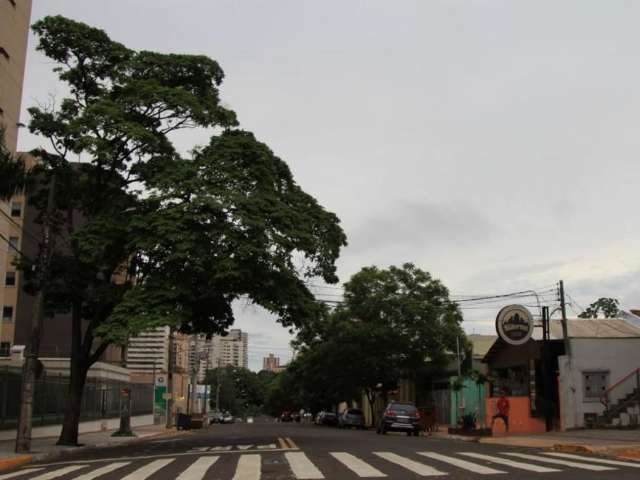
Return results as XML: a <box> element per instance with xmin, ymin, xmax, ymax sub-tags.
<box><xmin>496</xmin><ymin>305</ymin><xmax>534</xmax><ymax>346</ymax></box>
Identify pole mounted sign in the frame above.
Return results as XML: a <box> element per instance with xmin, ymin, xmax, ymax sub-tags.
<box><xmin>496</xmin><ymin>304</ymin><xmax>534</xmax><ymax>346</ymax></box>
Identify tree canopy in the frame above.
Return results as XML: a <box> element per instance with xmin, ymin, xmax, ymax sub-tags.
<box><xmin>578</xmin><ymin>297</ymin><xmax>620</xmax><ymax>319</ymax></box>
<box><xmin>4</xmin><ymin>15</ymin><xmax>346</xmax><ymax>445</ymax></box>
<box><xmin>275</xmin><ymin>263</ymin><xmax>466</xmax><ymax>423</ymax></box>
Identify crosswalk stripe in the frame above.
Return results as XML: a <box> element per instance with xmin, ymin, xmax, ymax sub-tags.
<box><xmin>30</xmin><ymin>465</ymin><xmax>86</xmax><ymax>479</ymax></box>
<box><xmin>121</xmin><ymin>458</ymin><xmax>174</xmax><ymax>480</ymax></box>
<box><xmin>233</xmin><ymin>454</ymin><xmax>261</xmax><ymax>480</ymax></box>
<box><xmin>373</xmin><ymin>452</ymin><xmax>446</xmax><ymax>476</ymax></box>
<box><xmin>502</xmin><ymin>453</ymin><xmax>615</xmax><ymax>471</ymax></box>
<box><xmin>176</xmin><ymin>456</ymin><xmax>219</xmax><ymax>480</ymax></box>
<box><xmin>0</xmin><ymin>468</ymin><xmax>45</xmax><ymax>480</ymax></box>
<box><xmin>543</xmin><ymin>452</ymin><xmax>640</xmax><ymax>468</ymax></box>
<box><xmin>330</xmin><ymin>452</ymin><xmax>386</xmax><ymax>477</ymax></box>
<box><xmin>459</xmin><ymin>452</ymin><xmax>560</xmax><ymax>473</ymax></box>
<box><xmin>73</xmin><ymin>462</ymin><xmax>130</xmax><ymax>480</ymax></box>
<box><xmin>285</xmin><ymin>452</ymin><xmax>325</xmax><ymax>479</ymax></box>
<box><xmin>418</xmin><ymin>452</ymin><xmax>506</xmax><ymax>475</ymax></box>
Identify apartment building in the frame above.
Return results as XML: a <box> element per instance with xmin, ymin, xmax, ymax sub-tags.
<box><xmin>126</xmin><ymin>327</ymin><xmax>170</xmax><ymax>374</ymax></box>
<box><xmin>263</xmin><ymin>353</ymin><xmax>285</xmax><ymax>373</ymax></box>
<box><xmin>0</xmin><ymin>0</ymin><xmax>33</xmax><ymax>356</ymax></box>
<box><xmin>210</xmin><ymin>329</ymin><xmax>248</xmax><ymax>369</ymax></box>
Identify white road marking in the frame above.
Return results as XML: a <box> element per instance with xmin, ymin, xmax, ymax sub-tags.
<box><xmin>73</xmin><ymin>462</ymin><xmax>130</xmax><ymax>480</ymax></box>
<box><xmin>257</xmin><ymin>444</ymin><xmax>277</xmax><ymax>450</ymax></box>
<box><xmin>175</xmin><ymin>456</ymin><xmax>219</xmax><ymax>480</ymax></box>
<box><xmin>120</xmin><ymin>458</ymin><xmax>174</xmax><ymax>480</ymax></box>
<box><xmin>233</xmin><ymin>454</ymin><xmax>261</xmax><ymax>480</ymax></box>
<box><xmin>330</xmin><ymin>452</ymin><xmax>386</xmax><ymax>477</ymax></box>
<box><xmin>210</xmin><ymin>446</ymin><xmax>233</xmax><ymax>451</ymax></box>
<box><xmin>237</xmin><ymin>445</ymin><xmax>254</xmax><ymax>450</ymax></box>
<box><xmin>285</xmin><ymin>452</ymin><xmax>325</xmax><ymax>479</ymax></box>
<box><xmin>0</xmin><ymin>468</ymin><xmax>45</xmax><ymax>480</ymax></box>
<box><xmin>544</xmin><ymin>452</ymin><xmax>640</xmax><ymax>468</ymax></box>
<box><xmin>30</xmin><ymin>465</ymin><xmax>86</xmax><ymax>479</ymax></box>
<box><xmin>418</xmin><ymin>452</ymin><xmax>506</xmax><ymax>475</ymax></box>
<box><xmin>502</xmin><ymin>452</ymin><xmax>615</xmax><ymax>471</ymax></box>
<box><xmin>373</xmin><ymin>452</ymin><xmax>447</xmax><ymax>476</ymax></box>
<box><xmin>459</xmin><ymin>452</ymin><xmax>560</xmax><ymax>473</ymax></box>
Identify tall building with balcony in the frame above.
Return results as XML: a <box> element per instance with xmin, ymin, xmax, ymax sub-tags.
<box><xmin>0</xmin><ymin>0</ymin><xmax>33</xmax><ymax>356</ymax></box>
<box><xmin>210</xmin><ymin>329</ymin><xmax>248</xmax><ymax>369</ymax></box>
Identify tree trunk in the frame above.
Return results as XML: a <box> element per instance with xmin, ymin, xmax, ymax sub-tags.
<box><xmin>56</xmin><ymin>360</ymin><xmax>88</xmax><ymax>446</ymax></box>
<box><xmin>56</xmin><ymin>301</ymin><xmax>88</xmax><ymax>446</ymax></box>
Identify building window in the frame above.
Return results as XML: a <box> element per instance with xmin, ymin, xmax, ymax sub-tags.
<box><xmin>8</xmin><ymin>236</ymin><xmax>18</xmax><ymax>252</ymax></box>
<box><xmin>2</xmin><ymin>306</ymin><xmax>13</xmax><ymax>322</ymax></box>
<box><xmin>5</xmin><ymin>272</ymin><xmax>15</xmax><ymax>286</ymax></box>
<box><xmin>10</xmin><ymin>202</ymin><xmax>22</xmax><ymax>217</ymax></box>
<box><xmin>583</xmin><ymin>371</ymin><xmax>608</xmax><ymax>401</ymax></box>
<box><xmin>0</xmin><ymin>343</ymin><xmax>10</xmax><ymax>357</ymax></box>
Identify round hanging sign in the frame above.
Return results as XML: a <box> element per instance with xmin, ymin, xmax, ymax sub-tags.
<box><xmin>495</xmin><ymin>304</ymin><xmax>534</xmax><ymax>346</ymax></box>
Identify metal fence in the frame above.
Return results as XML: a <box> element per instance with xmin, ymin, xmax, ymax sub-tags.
<box><xmin>0</xmin><ymin>366</ymin><xmax>153</xmax><ymax>430</ymax></box>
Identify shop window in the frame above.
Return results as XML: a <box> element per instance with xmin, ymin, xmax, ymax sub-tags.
<box><xmin>5</xmin><ymin>272</ymin><xmax>15</xmax><ymax>286</ymax></box>
<box><xmin>10</xmin><ymin>201</ymin><xmax>22</xmax><ymax>217</ymax></box>
<box><xmin>2</xmin><ymin>306</ymin><xmax>12</xmax><ymax>322</ymax></box>
<box><xmin>583</xmin><ymin>371</ymin><xmax>608</xmax><ymax>401</ymax></box>
<box><xmin>0</xmin><ymin>343</ymin><xmax>9</xmax><ymax>357</ymax></box>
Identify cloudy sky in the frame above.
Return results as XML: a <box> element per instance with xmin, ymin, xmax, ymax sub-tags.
<box><xmin>18</xmin><ymin>1</ymin><xmax>640</xmax><ymax>370</ymax></box>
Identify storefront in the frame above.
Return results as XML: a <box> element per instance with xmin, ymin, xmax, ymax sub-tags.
<box><xmin>483</xmin><ymin>337</ymin><xmax>564</xmax><ymax>434</ymax></box>
<box><xmin>483</xmin><ymin>305</ymin><xmax>564</xmax><ymax>434</ymax></box>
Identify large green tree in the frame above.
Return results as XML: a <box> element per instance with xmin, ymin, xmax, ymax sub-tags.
<box><xmin>288</xmin><ymin>263</ymin><xmax>466</xmax><ymax>424</ymax></box>
<box><xmin>5</xmin><ymin>16</ymin><xmax>345</xmax><ymax>446</ymax></box>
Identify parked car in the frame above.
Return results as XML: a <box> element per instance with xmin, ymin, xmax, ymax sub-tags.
<box><xmin>320</xmin><ymin>411</ymin><xmax>339</xmax><ymax>426</ymax></box>
<box><xmin>376</xmin><ymin>401</ymin><xmax>421</xmax><ymax>436</ymax></box>
<box><xmin>221</xmin><ymin>412</ymin><xmax>235</xmax><ymax>424</ymax></box>
<box><xmin>280</xmin><ymin>411</ymin><xmax>293</xmax><ymax>422</ymax></box>
<box><xmin>338</xmin><ymin>408</ymin><xmax>366</xmax><ymax>429</ymax></box>
<box><xmin>208</xmin><ymin>411</ymin><xmax>224</xmax><ymax>425</ymax></box>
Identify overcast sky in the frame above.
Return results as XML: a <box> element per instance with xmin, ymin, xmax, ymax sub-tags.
<box><xmin>18</xmin><ymin>1</ymin><xmax>640</xmax><ymax>370</ymax></box>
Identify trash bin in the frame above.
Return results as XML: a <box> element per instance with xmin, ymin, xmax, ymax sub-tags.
<box><xmin>177</xmin><ymin>413</ymin><xmax>192</xmax><ymax>430</ymax></box>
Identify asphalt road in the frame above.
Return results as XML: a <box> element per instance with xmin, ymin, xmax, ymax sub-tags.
<box><xmin>6</xmin><ymin>421</ymin><xmax>640</xmax><ymax>479</ymax></box>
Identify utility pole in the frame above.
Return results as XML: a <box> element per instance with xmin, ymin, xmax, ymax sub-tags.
<box><xmin>165</xmin><ymin>327</ymin><xmax>174</xmax><ymax>429</ymax></box>
<box><xmin>15</xmin><ymin>175</ymin><xmax>56</xmax><ymax>453</ymax></box>
<box><xmin>189</xmin><ymin>336</ymin><xmax>199</xmax><ymax>415</ymax></box>
<box><xmin>558</xmin><ymin>280</ymin><xmax>571</xmax><ymax>360</ymax></box>
<box><xmin>215</xmin><ymin>358</ymin><xmax>222</xmax><ymax>412</ymax></box>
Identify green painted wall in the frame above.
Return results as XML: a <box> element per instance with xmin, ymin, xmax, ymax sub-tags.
<box><xmin>450</xmin><ymin>377</ymin><xmax>487</xmax><ymax>426</ymax></box>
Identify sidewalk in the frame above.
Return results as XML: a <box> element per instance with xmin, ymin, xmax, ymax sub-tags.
<box><xmin>0</xmin><ymin>423</ymin><xmax>185</xmax><ymax>471</ymax></box>
<box><xmin>433</xmin><ymin>428</ymin><xmax>640</xmax><ymax>460</ymax></box>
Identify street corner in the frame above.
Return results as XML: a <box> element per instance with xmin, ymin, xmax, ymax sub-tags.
<box><xmin>0</xmin><ymin>454</ymin><xmax>33</xmax><ymax>472</ymax></box>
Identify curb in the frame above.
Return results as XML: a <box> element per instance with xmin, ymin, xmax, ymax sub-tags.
<box><xmin>0</xmin><ymin>455</ymin><xmax>33</xmax><ymax>472</ymax></box>
<box><xmin>0</xmin><ymin>428</ymin><xmax>189</xmax><ymax>472</ymax></box>
<box><xmin>552</xmin><ymin>444</ymin><xmax>596</xmax><ymax>454</ymax></box>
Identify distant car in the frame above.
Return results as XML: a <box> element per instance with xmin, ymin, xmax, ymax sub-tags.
<box><xmin>377</xmin><ymin>401</ymin><xmax>421</xmax><ymax>436</ymax></box>
<box><xmin>280</xmin><ymin>411</ymin><xmax>293</xmax><ymax>422</ymax></box>
<box><xmin>208</xmin><ymin>411</ymin><xmax>223</xmax><ymax>424</ymax></box>
<box><xmin>338</xmin><ymin>408</ymin><xmax>366</xmax><ymax>429</ymax></box>
<box><xmin>292</xmin><ymin>412</ymin><xmax>301</xmax><ymax>422</ymax></box>
<box><xmin>314</xmin><ymin>411</ymin><xmax>326</xmax><ymax>425</ymax></box>
<box><xmin>221</xmin><ymin>413</ymin><xmax>235</xmax><ymax>424</ymax></box>
<box><xmin>320</xmin><ymin>411</ymin><xmax>338</xmax><ymax>426</ymax></box>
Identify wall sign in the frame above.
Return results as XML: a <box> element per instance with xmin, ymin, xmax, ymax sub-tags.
<box><xmin>496</xmin><ymin>304</ymin><xmax>534</xmax><ymax>346</ymax></box>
